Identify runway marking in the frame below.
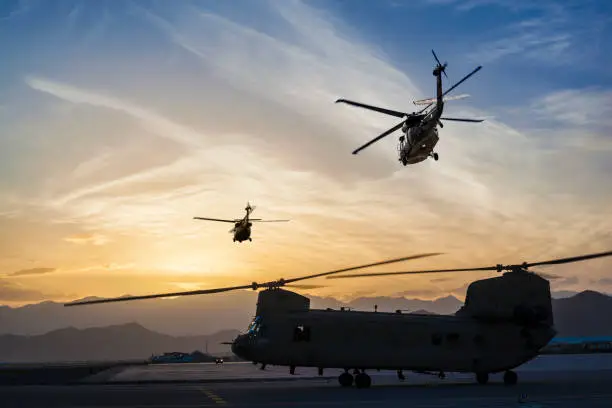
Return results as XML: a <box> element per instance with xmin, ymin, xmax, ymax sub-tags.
<box><xmin>200</xmin><ymin>388</ymin><xmax>228</xmax><ymax>405</ymax></box>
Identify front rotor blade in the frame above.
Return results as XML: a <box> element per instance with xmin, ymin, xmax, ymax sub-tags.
<box><xmin>326</xmin><ymin>265</ymin><xmax>497</xmax><ymax>279</ymax></box>
<box><xmin>440</xmin><ymin>117</ymin><xmax>484</xmax><ymax>123</ymax></box>
<box><xmin>352</xmin><ymin>121</ymin><xmax>405</xmax><ymax>155</ymax></box>
<box><xmin>335</xmin><ymin>99</ymin><xmax>407</xmax><ymax>118</ymax></box>
<box><xmin>286</xmin><ymin>253</ymin><xmax>444</xmax><ymax>284</ymax></box>
<box><xmin>525</xmin><ymin>250</ymin><xmax>612</xmax><ymax>269</ymax></box>
<box><xmin>64</xmin><ymin>253</ymin><xmax>443</xmax><ymax>307</ymax></box>
<box><xmin>64</xmin><ymin>284</ymin><xmax>254</xmax><ymax>307</ymax></box>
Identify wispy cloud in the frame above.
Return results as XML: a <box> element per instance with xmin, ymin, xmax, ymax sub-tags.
<box><xmin>8</xmin><ymin>267</ymin><xmax>56</xmax><ymax>277</ymax></box>
<box><xmin>531</xmin><ymin>88</ymin><xmax>612</xmax><ymax>129</ymax></box>
<box><xmin>25</xmin><ymin>77</ymin><xmax>206</xmax><ymax>149</ymax></box>
<box><xmin>449</xmin><ymin>1</ymin><xmax>606</xmax><ymax>66</ymax></box>
<box><xmin>64</xmin><ymin>233</ymin><xmax>110</xmax><ymax>246</ymax></box>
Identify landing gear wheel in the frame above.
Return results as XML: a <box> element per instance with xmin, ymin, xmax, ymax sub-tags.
<box><xmin>248</xmin><ymin>238</ymin><xmax>252</xmax><ymax>242</ymax></box>
<box><xmin>338</xmin><ymin>372</ymin><xmax>353</xmax><ymax>387</ymax></box>
<box><xmin>355</xmin><ymin>373</ymin><xmax>371</xmax><ymax>389</ymax></box>
<box><xmin>503</xmin><ymin>370</ymin><xmax>518</xmax><ymax>386</ymax></box>
<box><xmin>433</xmin><ymin>153</ymin><xmax>439</xmax><ymax>161</ymax></box>
<box><xmin>476</xmin><ymin>372</ymin><xmax>489</xmax><ymax>385</ymax></box>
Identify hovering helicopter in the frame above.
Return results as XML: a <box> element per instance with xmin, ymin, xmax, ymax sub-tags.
<box><xmin>193</xmin><ymin>202</ymin><xmax>289</xmax><ymax>243</ymax></box>
<box><xmin>336</xmin><ymin>50</ymin><xmax>484</xmax><ymax>165</ymax></box>
<box><xmin>64</xmin><ymin>249</ymin><xmax>612</xmax><ymax>389</ymax></box>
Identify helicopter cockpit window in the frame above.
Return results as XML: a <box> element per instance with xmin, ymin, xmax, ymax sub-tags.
<box><xmin>293</xmin><ymin>324</ymin><xmax>311</xmax><ymax>342</ymax></box>
<box><xmin>247</xmin><ymin>316</ymin><xmax>262</xmax><ymax>334</ymax></box>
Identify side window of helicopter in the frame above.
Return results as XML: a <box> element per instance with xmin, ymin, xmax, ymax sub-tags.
<box><xmin>431</xmin><ymin>333</ymin><xmax>442</xmax><ymax>346</ymax></box>
<box><xmin>293</xmin><ymin>325</ymin><xmax>311</xmax><ymax>342</ymax></box>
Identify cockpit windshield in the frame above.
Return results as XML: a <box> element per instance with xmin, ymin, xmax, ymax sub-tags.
<box><xmin>246</xmin><ymin>316</ymin><xmax>262</xmax><ymax>334</ymax></box>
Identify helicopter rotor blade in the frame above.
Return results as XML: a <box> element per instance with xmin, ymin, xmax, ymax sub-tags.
<box><xmin>417</xmin><ymin>65</ymin><xmax>482</xmax><ymax>114</ymax></box>
<box><xmin>524</xmin><ymin>251</ymin><xmax>612</xmax><ymax>269</ymax></box>
<box><xmin>250</xmin><ymin>219</ymin><xmax>290</xmax><ymax>223</ymax></box>
<box><xmin>285</xmin><ymin>252</ymin><xmax>443</xmax><ymax>285</ymax></box>
<box><xmin>352</xmin><ymin>121</ymin><xmax>405</xmax><ymax>155</ymax></box>
<box><xmin>431</xmin><ymin>49</ymin><xmax>448</xmax><ymax>79</ymax></box>
<box><xmin>413</xmin><ymin>94</ymin><xmax>470</xmax><ymax>106</ymax></box>
<box><xmin>193</xmin><ymin>217</ymin><xmax>236</xmax><ymax>223</ymax></box>
<box><xmin>326</xmin><ymin>250</ymin><xmax>612</xmax><ymax>280</ymax></box>
<box><xmin>440</xmin><ymin>117</ymin><xmax>484</xmax><ymax>123</ymax></box>
<box><xmin>327</xmin><ymin>266</ymin><xmax>496</xmax><ymax>279</ymax></box>
<box><xmin>335</xmin><ymin>99</ymin><xmax>407</xmax><ymax>118</ymax></box>
<box><xmin>63</xmin><ymin>252</ymin><xmax>443</xmax><ymax>307</ymax></box>
<box><xmin>285</xmin><ymin>284</ymin><xmax>327</xmax><ymax>290</ymax></box>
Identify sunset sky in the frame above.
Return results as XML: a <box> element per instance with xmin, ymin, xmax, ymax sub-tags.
<box><xmin>1</xmin><ymin>0</ymin><xmax>611</xmax><ymax>307</ymax></box>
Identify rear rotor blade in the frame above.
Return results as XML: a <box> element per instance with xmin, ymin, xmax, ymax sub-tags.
<box><xmin>63</xmin><ymin>252</ymin><xmax>443</xmax><ymax>307</ymax></box>
<box><xmin>327</xmin><ymin>266</ymin><xmax>496</xmax><ymax>279</ymax></box>
<box><xmin>352</xmin><ymin>121</ymin><xmax>405</xmax><ymax>155</ymax></box>
<box><xmin>525</xmin><ymin>250</ymin><xmax>612</xmax><ymax>269</ymax></box>
<box><xmin>336</xmin><ymin>99</ymin><xmax>407</xmax><ymax>118</ymax></box>
<box><xmin>327</xmin><ymin>250</ymin><xmax>612</xmax><ymax>280</ymax></box>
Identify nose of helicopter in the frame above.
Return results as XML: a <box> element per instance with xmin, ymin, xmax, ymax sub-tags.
<box><xmin>231</xmin><ymin>334</ymin><xmax>251</xmax><ymax>360</ymax></box>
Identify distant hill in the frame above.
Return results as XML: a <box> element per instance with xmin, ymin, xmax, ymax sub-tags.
<box><xmin>0</xmin><ymin>290</ymin><xmax>609</xmax><ymax>340</ymax></box>
<box><xmin>552</xmin><ymin>290</ymin><xmax>612</xmax><ymax>337</ymax></box>
<box><xmin>0</xmin><ymin>291</ymin><xmax>466</xmax><ymax>337</ymax></box>
<box><xmin>0</xmin><ymin>323</ymin><xmax>239</xmax><ymax>363</ymax></box>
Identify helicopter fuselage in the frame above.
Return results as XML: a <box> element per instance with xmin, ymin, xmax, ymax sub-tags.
<box><xmin>233</xmin><ymin>221</ymin><xmax>252</xmax><ymax>243</ymax></box>
<box><xmin>232</xmin><ymin>304</ymin><xmax>555</xmax><ymax>375</ymax></box>
<box><xmin>398</xmin><ymin>102</ymin><xmax>443</xmax><ymax>166</ymax></box>
<box><xmin>399</xmin><ymin>125</ymin><xmax>440</xmax><ymax>165</ymax></box>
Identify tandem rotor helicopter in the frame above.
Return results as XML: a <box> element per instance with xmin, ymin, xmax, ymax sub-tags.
<box><xmin>193</xmin><ymin>202</ymin><xmax>290</xmax><ymax>243</ymax></box>
<box><xmin>64</xmin><ymin>249</ymin><xmax>612</xmax><ymax>389</ymax></box>
<box><xmin>336</xmin><ymin>50</ymin><xmax>484</xmax><ymax>165</ymax></box>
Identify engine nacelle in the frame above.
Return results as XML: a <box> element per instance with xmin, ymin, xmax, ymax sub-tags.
<box><xmin>459</xmin><ymin>271</ymin><xmax>553</xmax><ymax>327</ymax></box>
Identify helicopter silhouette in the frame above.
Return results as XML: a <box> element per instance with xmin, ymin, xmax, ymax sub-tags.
<box><xmin>337</xmin><ymin>49</ymin><xmax>483</xmax><ymax>165</ymax></box>
<box><xmin>193</xmin><ymin>202</ymin><xmax>290</xmax><ymax>243</ymax></box>
<box><xmin>63</xmin><ymin>250</ymin><xmax>612</xmax><ymax>388</ymax></box>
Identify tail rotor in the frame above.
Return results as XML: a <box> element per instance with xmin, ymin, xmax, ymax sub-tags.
<box><xmin>432</xmin><ymin>49</ymin><xmax>448</xmax><ymax>78</ymax></box>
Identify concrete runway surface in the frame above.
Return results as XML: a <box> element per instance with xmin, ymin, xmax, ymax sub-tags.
<box><xmin>2</xmin><ymin>355</ymin><xmax>612</xmax><ymax>407</ymax></box>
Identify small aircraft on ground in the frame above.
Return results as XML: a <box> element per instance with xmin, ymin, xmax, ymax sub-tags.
<box><xmin>336</xmin><ymin>50</ymin><xmax>484</xmax><ymax>165</ymax></box>
<box><xmin>63</xmin><ymin>249</ymin><xmax>612</xmax><ymax>389</ymax></box>
<box><xmin>193</xmin><ymin>202</ymin><xmax>289</xmax><ymax>243</ymax></box>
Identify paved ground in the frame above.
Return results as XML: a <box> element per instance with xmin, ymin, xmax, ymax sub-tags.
<box><xmin>2</xmin><ymin>355</ymin><xmax>612</xmax><ymax>407</ymax></box>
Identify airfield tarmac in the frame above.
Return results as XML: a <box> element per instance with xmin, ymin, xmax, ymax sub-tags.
<box><xmin>2</xmin><ymin>355</ymin><xmax>612</xmax><ymax>407</ymax></box>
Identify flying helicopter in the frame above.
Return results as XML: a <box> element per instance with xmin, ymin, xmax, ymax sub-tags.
<box><xmin>336</xmin><ymin>50</ymin><xmax>484</xmax><ymax>165</ymax></box>
<box><xmin>193</xmin><ymin>202</ymin><xmax>290</xmax><ymax>243</ymax></box>
<box><xmin>63</xmin><ymin>249</ymin><xmax>612</xmax><ymax>389</ymax></box>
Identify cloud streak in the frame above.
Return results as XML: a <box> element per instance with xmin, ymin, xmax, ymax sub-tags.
<box><xmin>8</xmin><ymin>267</ymin><xmax>56</xmax><ymax>277</ymax></box>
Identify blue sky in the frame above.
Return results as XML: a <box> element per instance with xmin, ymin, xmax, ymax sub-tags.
<box><xmin>0</xmin><ymin>0</ymin><xmax>611</xmax><ymax>305</ymax></box>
